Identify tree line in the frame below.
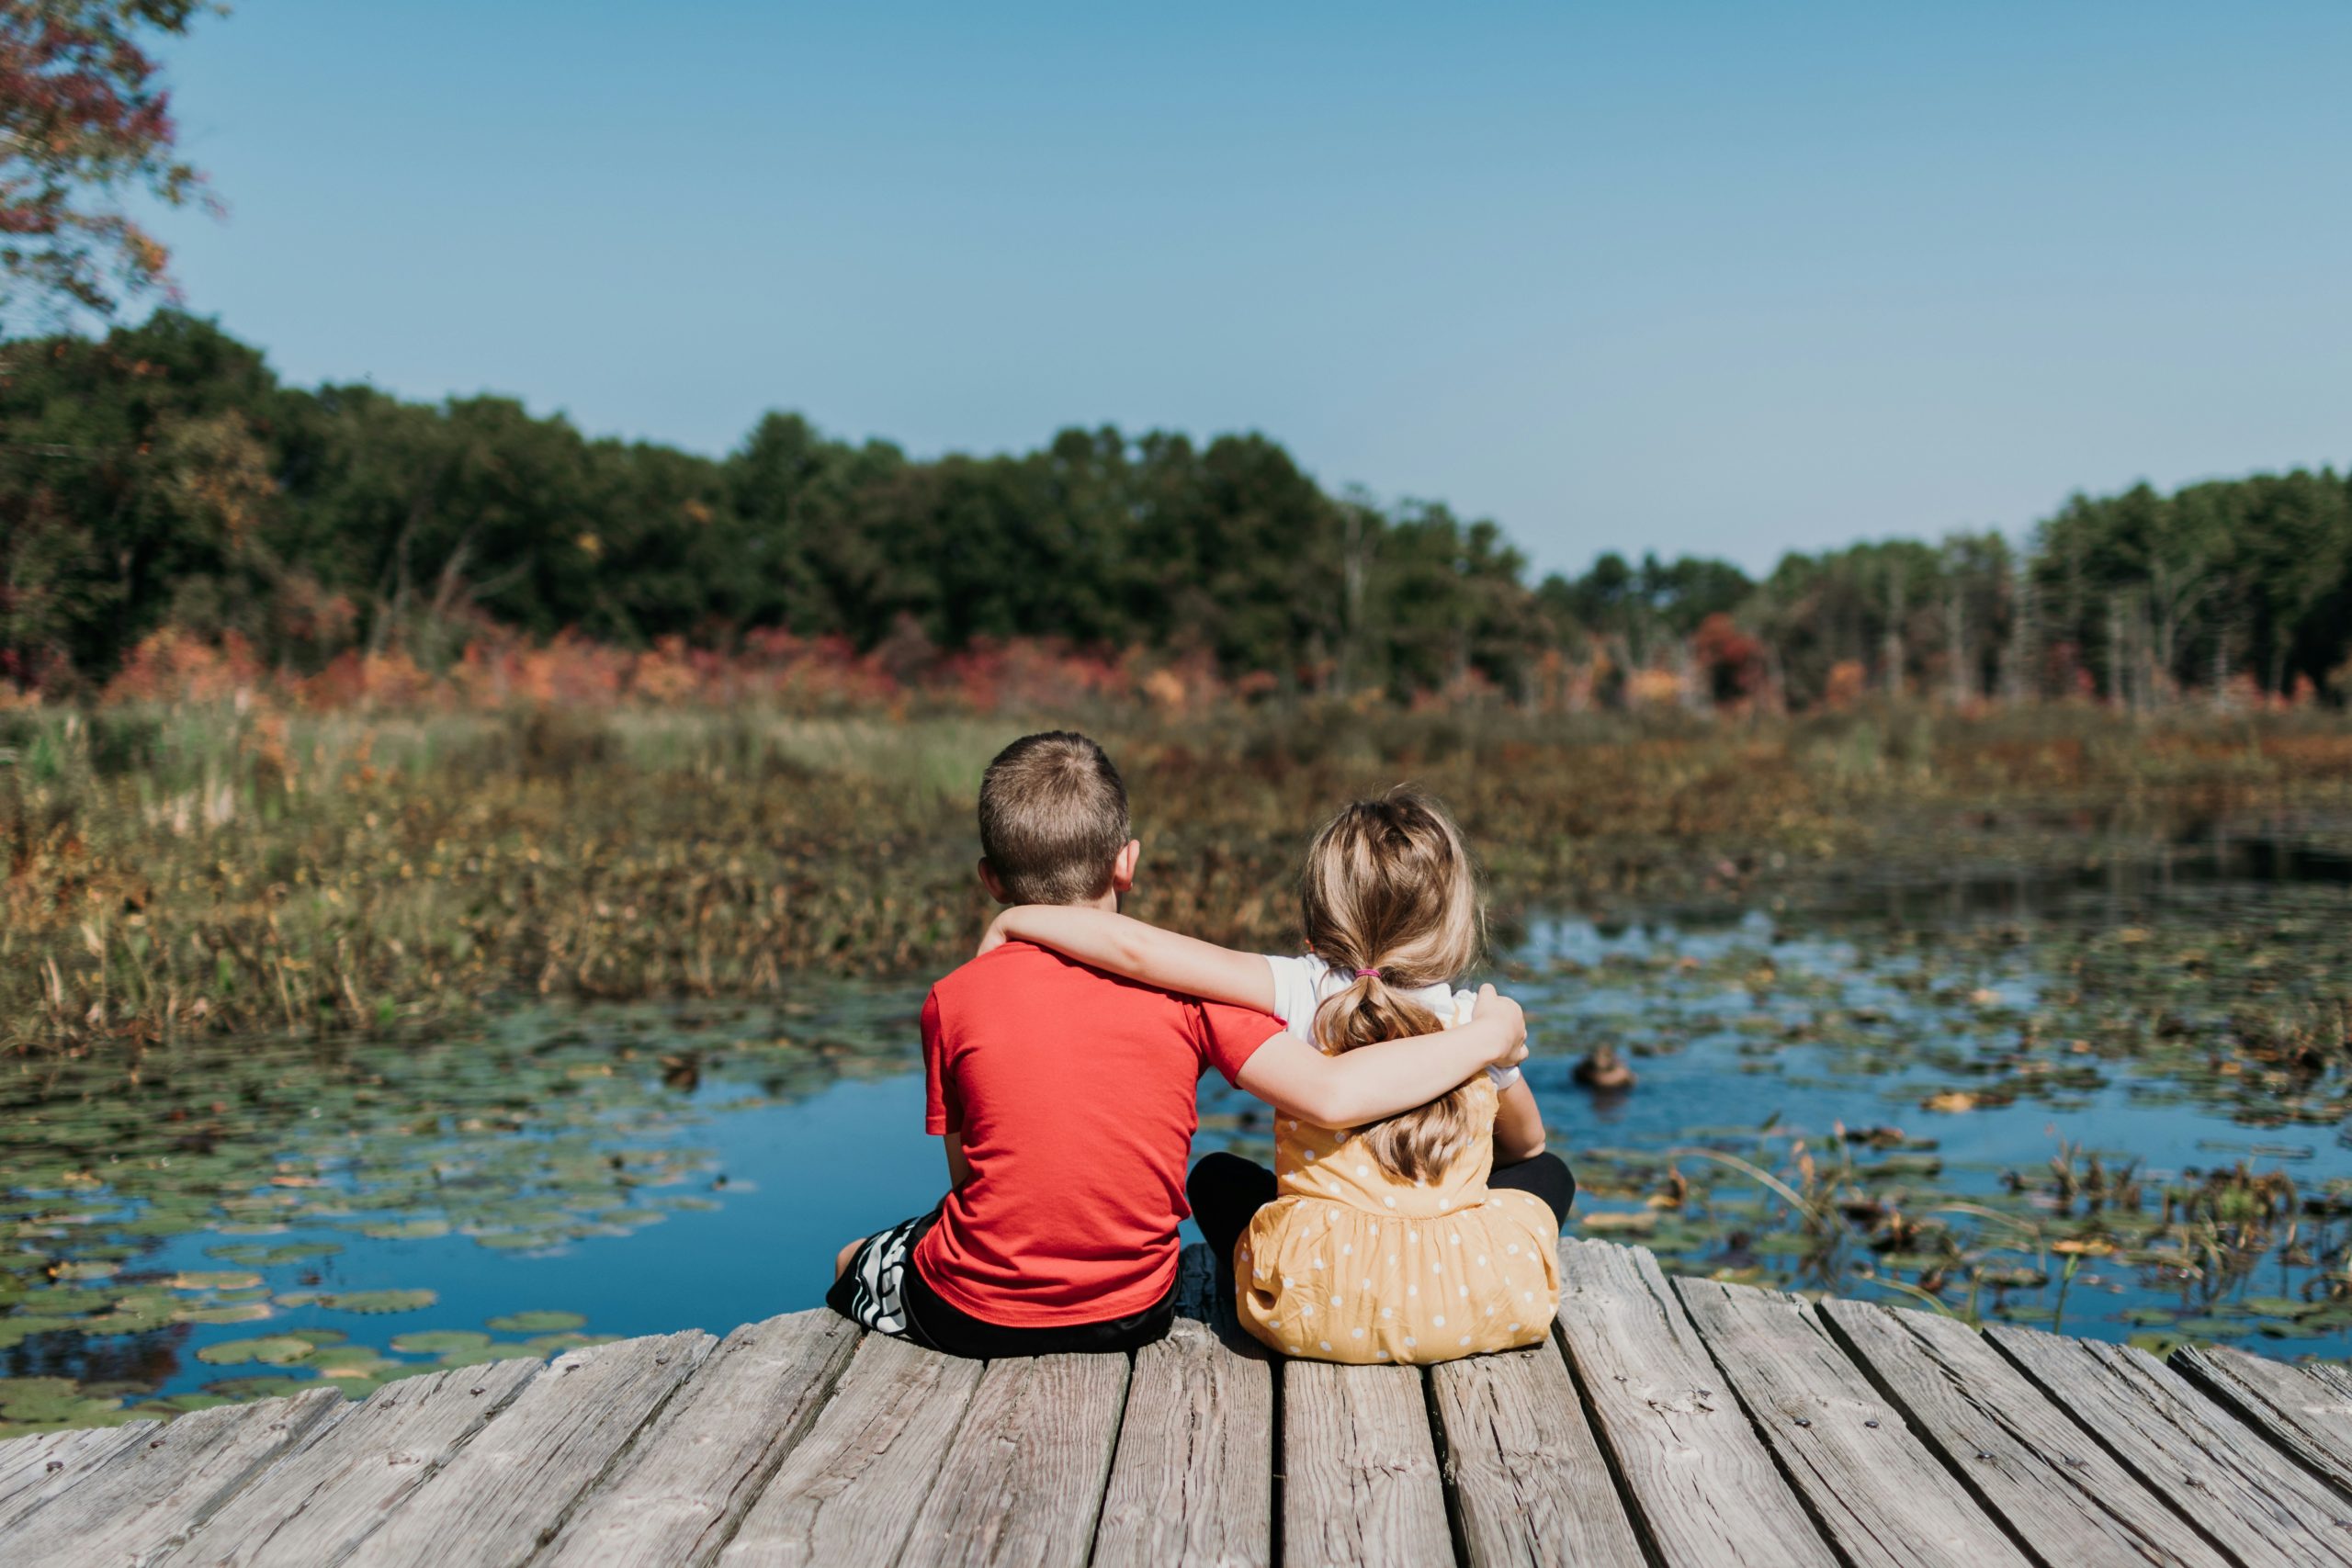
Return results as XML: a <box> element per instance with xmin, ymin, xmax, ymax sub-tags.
<box><xmin>4</xmin><ymin>310</ymin><xmax>2349</xmax><ymax>709</ymax></box>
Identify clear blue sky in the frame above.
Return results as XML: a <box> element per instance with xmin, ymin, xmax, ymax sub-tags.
<box><xmin>149</xmin><ymin>0</ymin><xmax>2352</xmax><ymax>577</ymax></box>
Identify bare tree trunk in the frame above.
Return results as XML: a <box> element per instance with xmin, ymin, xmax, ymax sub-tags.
<box><xmin>2007</xmin><ymin>568</ymin><xmax>2039</xmax><ymax>703</ymax></box>
<box><xmin>1944</xmin><ymin>575</ymin><xmax>1970</xmax><ymax>706</ymax></box>
<box><xmin>1882</xmin><ymin>570</ymin><xmax>1905</xmax><ymax>699</ymax></box>
<box><xmin>2108</xmin><ymin>592</ymin><xmax>2131</xmax><ymax>709</ymax></box>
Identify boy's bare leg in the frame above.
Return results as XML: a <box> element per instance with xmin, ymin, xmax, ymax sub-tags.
<box><xmin>835</xmin><ymin>1235</ymin><xmax>868</xmax><ymax>1280</ymax></box>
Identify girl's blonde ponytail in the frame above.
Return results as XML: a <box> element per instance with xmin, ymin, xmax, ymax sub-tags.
<box><xmin>1301</xmin><ymin>790</ymin><xmax>1486</xmax><ymax>1183</ymax></box>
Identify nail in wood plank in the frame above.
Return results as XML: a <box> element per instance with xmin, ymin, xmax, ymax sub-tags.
<box><xmin>1430</xmin><ymin>1338</ymin><xmax>1648</xmax><ymax>1568</ymax></box>
<box><xmin>0</xmin><ymin>1389</ymin><xmax>342</xmax><ymax>1566</ymax></box>
<box><xmin>717</xmin><ymin>1334</ymin><xmax>983</xmax><ymax>1568</ymax></box>
<box><xmin>1675</xmin><ymin>1278</ymin><xmax>2031</xmax><ymax>1568</ymax></box>
<box><xmin>1990</xmin><ymin>1323</ymin><xmax>2352</xmax><ymax>1567</ymax></box>
<box><xmin>169</xmin><ymin>1357</ymin><xmax>541</xmax><ymax>1568</ymax></box>
<box><xmin>1283</xmin><ymin>1360</ymin><xmax>1452</xmax><ymax>1568</ymax></box>
<box><xmin>1552</xmin><ymin>1239</ymin><xmax>1834</xmax><ymax>1568</ymax></box>
<box><xmin>540</xmin><ymin>1310</ymin><xmax>858</xmax><ymax>1568</ymax></box>
<box><xmin>1820</xmin><ymin>1297</ymin><xmax>2231</xmax><ymax>1568</ymax></box>
<box><xmin>1093</xmin><ymin>1247</ymin><xmax>1273</xmax><ymax>1568</ymax></box>
<box><xmin>2173</xmin><ymin>1345</ymin><xmax>2352</xmax><ymax>1498</ymax></box>
<box><xmin>345</xmin><ymin>1330</ymin><xmax>712</xmax><ymax>1568</ymax></box>
<box><xmin>897</xmin><ymin>1351</ymin><xmax>1130</xmax><ymax>1568</ymax></box>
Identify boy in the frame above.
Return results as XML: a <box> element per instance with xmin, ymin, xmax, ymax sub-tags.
<box><xmin>827</xmin><ymin>730</ymin><xmax>1527</xmax><ymax>1357</ymax></box>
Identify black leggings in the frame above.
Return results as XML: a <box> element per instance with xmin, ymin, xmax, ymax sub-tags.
<box><xmin>1187</xmin><ymin>1148</ymin><xmax>1577</xmax><ymax>1269</ymax></box>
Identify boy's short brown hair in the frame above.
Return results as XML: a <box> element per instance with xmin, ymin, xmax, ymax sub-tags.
<box><xmin>978</xmin><ymin>731</ymin><xmax>1132</xmax><ymax>905</ymax></box>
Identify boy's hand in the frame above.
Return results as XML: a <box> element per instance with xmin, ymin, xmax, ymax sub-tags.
<box><xmin>1468</xmin><ymin>984</ymin><xmax>1529</xmax><ymax>1067</ymax></box>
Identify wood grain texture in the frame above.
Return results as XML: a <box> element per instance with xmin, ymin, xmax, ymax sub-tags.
<box><xmin>896</xmin><ymin>1351</ymin><xmax>1131</xmax><ymax>1568</ymax></box>
<box><xmin>167</xmin><ymin>1357</ymin><xmax>541</xmax><ymax>1568</ymax></box>
<box><xmin>2173</xmin><ymin>1345</ymin><xmax>2352</xmax><ymax>1497</ymax></box>
<box><xmin>1282</xmin><ymin>1360</ymin><xmax>1452</xmax><ymax>1568</ymax></box>
<box><xmin>1552</xmin><ymin>1239</ymin><xmax>1834</xmax><ymax>1568</ymax></box>
<box><xmin>717</xmin><ymin>1333</ymin><xmax>983</xmax><ymax>1568</ymax></box>
<box><xmin>344</xmin><ymin>1330</ymin><xmax>712</xmax><ymax>1568</ymax></box>
<box><xmin>1990</xmin><ymin>1323</ymin><xmax>2352</xmax><ymax>1568</ymax></box>
<box><xmin>1674</xmin><ymin>1278</ymin><xmax>2030</xmax><ymax>1568</ymax></box>
<box><xmin>1430</xmin><ymin>1338</ymin><xmax>1648</xmax><ymax>1568</ymax></box>
<box><xmin>539</xmin><ymin>1310</ymin><xmax>858</xmax><ymax>1568</ymax></box>
<box><xmin>1092</xmin><ymin>1247</ymin><xmax>1274</xmax><ymax>1568</ymax></box>
<box><xmin>0</xmin><ymin>1420</ymin><xmax>160</xmax><ymax>1532</ymax></box>
<box><xmin>0</xmin><ymin>1389</ymin><xmax>342</xmax><ymax>1567</ymax></box>
<box><xmin>1820</xmin><ymin>1298</ymin><xmax>2232</xmax><ymax>1568</ymax></box>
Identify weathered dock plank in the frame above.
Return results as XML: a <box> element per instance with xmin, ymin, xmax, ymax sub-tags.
<box><xmin>167</xmin><ymin>1357</ymin><xmax>541</xmax><ymax>1568</ymax></box>
<box><xmin>1820</xmin><ymin>1297</ymin><xmax>2233</xmax><ymax>1568</ymax></box>
<box><xmin>1552</xmin><ymin>1239</ymin><xmax>1833</xmax><ymax>1568</ymax></box>
<box><xmin>1092</xmin><ymin>1248</ymin><xmax>1274</xmax><ymax>1568</ymax></box>
<box><xmin>1283</xmin><ymin>1360</ymin><xmax>1452</xmax><ymax>1568</ymax></box>
<box><xmin>1990</xmin><ymin>1324</ymin><xmax>2352</xmax><ymax>1567</ymax></box>
<box><xmin>0</xmin><ymin>1419</ymin><xmax>159</xmax><ymax>1531</ymax></box>
<box><xmin>896</xmin><ymin>1351</ymin><xmax>1131</xmax><ymax>1568</ymax></box>
<box><xmin>0</xmin><ymin>1388</ymin><xmax>341</xmax><ymax>1567</ymax></box>
<box><xmin>2173</xmin><ymin>1344</ymin><xmax>2352</xmax><ymax>1497</ymax></box>
<box><xmin>540</xmin><ymin>1311</ymin><xmax>857</xmax><ymax>1568</ymax></box>
<box><xmin>1430</xmin><ymin>1338</ymin><xmax>1648</xmax><ymax>1568</ymax></box>
<box><xmin>716</xmin><ymin>1333</ymin><xmax>983</xmax><ymax>1568</ymax></box>
<box><xmin>345</xmin><ymin>1329</ymin><xmax>712</xmax><ymax>1568</ymax></box>
<box><xmin>1674</xmin><ymin>1278</ymin><xmax>2032</xmax><ymax>1568</ymax></box>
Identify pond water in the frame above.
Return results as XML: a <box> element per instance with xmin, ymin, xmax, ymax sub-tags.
<box><xmin>5</xmin><ymin>829</ymin><xmax>2351</xmax><ymax>1435</ymax></box>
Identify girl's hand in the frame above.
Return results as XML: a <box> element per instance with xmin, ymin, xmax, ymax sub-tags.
<box><xmin>1469</xmin><ymin>984</ymin><xmax>1529</xmax><ymax>1067</ymax></box>
<box><xmin>976</xmin><ymin>911</ymin><xmax>1013</xmax><ymax>958</ymax></box>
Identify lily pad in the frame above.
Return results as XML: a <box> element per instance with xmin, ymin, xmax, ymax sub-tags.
<box><xmin>485</xmin><ymin>1310</ymin><xmax>584</xmax><ymax>1334</ymax></box>
<box><xmin>196</xmin><ymin>1335</ymin><xmax>315</xmax><ymax>1367</ymax></box>
<box><xmin>318</xmin><ymin>1290</ymin><xmax>437</xmax><ymax>1314</ymax></box>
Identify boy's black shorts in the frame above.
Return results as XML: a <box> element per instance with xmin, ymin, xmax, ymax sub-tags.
<box><xmin>825</xmin><ymin>1206</ymin><xmax>1177</xmax><ymax>1359</ymax></box>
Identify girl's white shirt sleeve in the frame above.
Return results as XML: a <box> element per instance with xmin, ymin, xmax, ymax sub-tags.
<box><xmin>1258</xmin><ymin>955</ymin><xmax>1519</xmax><ymax>1087</ymax></box>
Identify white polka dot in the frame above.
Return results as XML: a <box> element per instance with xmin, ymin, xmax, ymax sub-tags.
<box><xmin>1375</xmin><ymin>1349</ymin><xmax>1391</xmax><ymax>1360</ymax></box>
<box><xmin>1304</xmin><ymin>1150</ymin><xmax>1317</xmax><ymax>1162</ymax></box>
<box><xmin>1340</xmin><ymin>1244</ymin><xmax>1353</xmax><ymax>1256</ymax></box>
<box><xmin>1450</xmin><ymin>1235</ymin><xmax>1462</xmax><ymax>1247</ymax></box>
<box><xmin>1380</xmin><ymin>1306</ymin><xmax>1394</xmax><ymax>1319</ymax></box>
<box><xmin>1522</xmin><ymin>1291</ymin><xmax>1534</xmax><ymax>1302</ymax></box>
<box><xmin>1405</xmin><ymin>1336</ymin><xmax>1417</xmax><ymax>1348</ymax></box>
<box><xmin>1458</xmin><ymin>1286</ymin><xmax>1469</xmax><ymax>1298</ymax></box>
<box><xmin>1312</xmin><ymin>1257</ymin><xmax>1325</xmax><ymax>1269</ymax></box>
<box><xmin>1356</xmin><ymin>1165</ymin><xmax>1371</xmax><ymax>1178</ymax></box>
<box><xmin>1408</xmin><ymin>1231</ymin><xmax>1419</xmax><ymax>1243</ymax></box>
<box><xmin>1386</xmin><ymin>1253</ymin><xmax>1398</xmax><ymax>1265</ymax></box>
<box><xmin>1301</xmin><ymin>1303</ymin><xmax>1316</xmax><ymax>1316</ymax></box>
<box><xmin>1506</xmin><ymin>1244</ymin><xmax>1520</xmax><ymax>1256</ymax></box>
<box><xmin>1476</xmin><ymin>1255</ymin><xmax>1488</xmax><ymax>1266</ymax></box>
<box><xmin>1351</xmin><ymin>1327</ymin><xmax>1365</xmax><ymax>1338</ymax></box>
<box><xmin>1459</xmin><ymin>1335</ymin><xmax>1471</xmax><ymax>1347</ymax></box>
<box><xmin>1319</xmin><ymin>1339</ymin><xmax>1332</xmax><ymax>1350</ymax></box>
<box><xmin>1438</xmin><ymin>1200</ymin><xmax>1451</xmax><ymax>1211</ymax></box>
<box><xmin>1288</xmin><ymin>1344</ymin><xmax>1301</xmax><ymax>1353</ymax></box>
<box><xmin>1330</xmin><ymin>1295</ymin><xmax>1343</xmax><ymax>1307</ymax></box>
<box><xmin>1508</xmin><ymin>1323</ymin><xmax>1521</xmax><ymax>1332</ymax></box>
<box><xmin>1431</xmin><ymin>1261</ymin><xmax>1442</xmax><ymax>1275</ymax></box>
<box><xmin>1433</xmin><ymin>1315</ymin><xmax>1446</xmax><ymax>1326</ymax></box>
<box><xmin>1282</xmin><ymin>1276</ymin><xmax>1294</xmax><ymax>1288</ymax></box>
<box><xmin>1383</xmin><ymin>1197</ymin><xmax>1396</xmax><ymax>1209</ymax></box>
<box><xmin>1408</xmin><ymin>1284</ymin><xmax>1419</xmax><ymax>1296</ymax></box>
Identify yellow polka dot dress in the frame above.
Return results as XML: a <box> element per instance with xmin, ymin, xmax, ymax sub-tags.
<box><xmin>1233</xmin><ymin>956</ymin><xmax>1562</xmax><ymax>1365</ymax></box>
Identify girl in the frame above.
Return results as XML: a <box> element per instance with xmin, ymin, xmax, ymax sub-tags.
<box><xmin>979</xmin><ymin>788</ymin><xmax>1572</xmax><ymax>1364</ymax></box>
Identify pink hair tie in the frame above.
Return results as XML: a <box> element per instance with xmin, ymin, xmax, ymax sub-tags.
<box><xmin>1354</xmin><ymin>967</ymin><xmax>1382</xmax><ymax>979</ymax></box>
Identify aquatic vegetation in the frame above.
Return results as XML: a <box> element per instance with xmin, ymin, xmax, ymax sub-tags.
<box><xmin>0</xmin><ymin>994</ymin><xmax>919</xmax><ymax>1438</ymax></box>
<box><xmin>6</xmin><ymin>703</ymin><xmax>2351</xmax><ymax>1052</ymax></box>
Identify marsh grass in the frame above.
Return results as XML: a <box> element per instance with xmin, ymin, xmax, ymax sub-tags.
<box><xmin>6</xmin><ymin>700</ymin><xmax>2352</xmax><ymax>1052</ymax></box>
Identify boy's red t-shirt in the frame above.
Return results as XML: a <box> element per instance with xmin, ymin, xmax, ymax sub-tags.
<box><xmin>911</xmin><ymin>941</ymin><xmax>1283</xmax><ymax>1326</ymax></box>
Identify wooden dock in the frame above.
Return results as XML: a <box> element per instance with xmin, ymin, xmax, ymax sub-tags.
<box><xmin>6</xmin><ymin>1237</ymin><xmax>2352</xmax><ymax>1567</ymax></box>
